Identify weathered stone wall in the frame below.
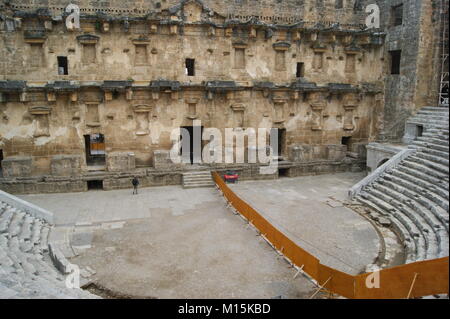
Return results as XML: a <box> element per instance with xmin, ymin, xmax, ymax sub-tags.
<box><xmin>0</xmin><ymin>0</ymin><xmax>385</xmax><ymax>181</ymax></box>
<box><xmin>367</xmin><ymin>0</ymin><xmax>443</xmax><ymax>141</ymax></box>
<box><xmin>0</xmin><ymin>0</ymin><xmax>442</xmax><ymax>193</ymax></box>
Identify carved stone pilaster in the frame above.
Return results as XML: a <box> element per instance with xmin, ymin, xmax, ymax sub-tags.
<box><xmin>308</xmin><ymin>92</ymin><xmax>327</xmax><ymax>131</ymax></box>
<box><xmin>343</xmin><ymin>93</ymin><xmax>359</xmax><ymax>131</ymax></box>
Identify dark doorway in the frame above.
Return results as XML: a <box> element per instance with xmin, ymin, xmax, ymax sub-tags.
<box><xmin>270</xmin><ymin>128</ymin><xmax>286</xmax><ymax>158</ymax></box>
<box><xmin>180</xmin><ymin>126</ymin><xmax>203</xmax><ymax>164</ymax></box>
<box><xmin>417</xmin><ymin>125</ymin><xmax>424</xmax><ymax>138</ymax></box>
<box><xmin>0</xmin><ymin>149</ymin><xmax>3</xmax><ymax>177</ymax></box>
<box><xmin>296</xmin><ymin>62</ymin><xmax>305</xmax><ymax>78</ymax></box>
<box><xmin>57</xmin><ymin>56</ymin><xmax>68</xmax><ymax>75</ymax></box>
<box><xmin>84</xmin><ymin>134</ymin><xmax>106</xmax><ymax>166</ymax></box>
<box><xmin>389</xmin><ymin>50</ymin><xmax>401</xmax><ymax>75</ymax></box>
<box><xmin>342</xmin><ymin>136</ymin><xmax>352</xmax><ymax>151</ymax></box>
<box><xmin>279</xmin><ymin>168</ymin><xmax>290</xmax><ymax>178</ymax></box>
<box><xmin>87</xmin><ymin>180</ymin><xmax>103</xmax><ymax>190</ymax></box>
<box><xmin>185</xmin><ymin>58</ymin><xmax>195</xmax><ymax>76</ymax></box>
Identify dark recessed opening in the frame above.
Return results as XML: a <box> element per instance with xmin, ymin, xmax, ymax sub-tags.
<box><xmin>57</xmin><ymin>56</ymin><xmax>68</xmax><ymax>75</ymax></box>
<box><xmin>342</xmin><ymin>136</ymin><xmax>352</xmax><ymax>150</ymax></box>
<box><xmin>279</xmin><ymin>168</ymin><xmax>290</xmax><ymax>177</ymax></box>
<box><xmin>84</xmin><ymin>134</ymin><xmax>106</xmax><ymax>166</ymax></box>
<box><xmin>391</xmin><ymin>4</ymin><xmax>403</xmax><ymax>26</ymax></box>
<box><xmin>0</xmin><ymin>149</ymin><xmax>3</xmax><ymax>176</ymax></box>
<box><xmin>417</xmin><ymin>125</ymin><xmax>424</xmax><ymax>137</ymax></box>
<box><xmin>185</xmin><ymin>58</ymin><xmax>195</xmax><ymax>76</ymax></box>
<box><xmin>335</xmin><ymin>0</ymin><xmax>343</xmax><ymax>9</ymax></box>
<box><xmin>389</xmin><ymin>50</ymin><xmax>401</xmax><ymax>75</ymax></box>
<box><xmin>87</xmin><ymin>180</ymin><xmax>103</xmax><ymax>190</ymax></box>
<box><xmin>296</xmin><ymin>62</ymin><xmax>305</xmax><ymax>78</ymax></box>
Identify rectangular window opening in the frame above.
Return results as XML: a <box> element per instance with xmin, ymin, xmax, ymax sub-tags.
<box><xmin>278</xmin><ymin>168</ymin><xmax>290</xmax><ymax>178</ymax></box>
<box><xmin>87</xmin><ymin>180</ymin><xmax>103</xmax><ymax>190</ymax></box>
<box><xmin>296</xmin><ymin>62</ymin><xmax>305</xmax><ymax>78</ymax></box>
<box><xmin>185</xmin><ymin>58</ymin><xmax>195</xmax><ymax>76</ymax></box>
<box><xmin>57</xmin><ymin>56</ymin><xmax>68</xmax><ymax>75</ymax></box>
<box><xmin>342</xmin><ymin>136</ymin><xmax>352</xmax><ymax>151</ymax></box>
<box><xmin>335</xmin><ymin>0</ymin><xmax>344</xmax><ymax>9</ymax></box>
<box><xmin>391</xmin><ymin>4</ymin><xmax>403</xmax><ymax>26</ymax></box>
<box><xmin>389</xmin><ymin>50</ymin><xmax>401</xmax><ymax>75</ymax></box>
<box><xmin>0</xmin><ymin>149</ymin><xmax>3</xmax><ymax>176</ymax></box>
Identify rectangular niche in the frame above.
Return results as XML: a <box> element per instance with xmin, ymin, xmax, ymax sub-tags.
<box><xmin>135</xmin><ymin>44</ymin><xmax>148</xmax><ymax>65</ymax></box>
<box><xmin>86</xmin><ymin>103</ymin><xmax>100</xmax><ymax>126</ymax></box>
<box><xmin>30</xmin><ymin>43</ymin><xmax>44</xmax><ymax>68</ymax></box>
<box><xmin>82</xmin><ymin>44</ymin><xmax>96</xmax><ymax>64</ymax></box>
<box><xmin>234</xmin><ymin>48</ymin><xmax>246</xmax><ymax>69</ymax></box>
<box><xmin>275</xmin><ymin>51</ymin><xmax>286</xmax><ymax>71</ymax></box>
<box><xmin>345</xmin><ymin>53</ymin><xmax>356</xmax><ymax>73</ymax></box>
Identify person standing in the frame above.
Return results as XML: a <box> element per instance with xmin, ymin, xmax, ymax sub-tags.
<box><xmin>132</xmin><ymin>176</ymin><xmax>139</xmax><ymax>195</ymax></box>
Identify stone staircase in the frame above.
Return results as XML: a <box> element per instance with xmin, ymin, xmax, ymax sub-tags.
<box><xmin>356</xmin><ymin>107</ymin><xmax>449</xmax><ymax>264</ymax></box>
<box><xmin>0</xmin><ymin>200</ymin><xmax>98</xmax><ymax>298</ymax></box>
<box><xmin>182</xmin><ymin>171</ymin><xmax>214</xmax><ymax>189</ymax></box>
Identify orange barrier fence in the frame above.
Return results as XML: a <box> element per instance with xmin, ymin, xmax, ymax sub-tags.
<box><xmin>212</xmin><ymin>172</ymin><xmax>449</xmax><ymax>299</ymax></box>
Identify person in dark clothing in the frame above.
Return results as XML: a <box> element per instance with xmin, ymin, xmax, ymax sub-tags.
<box><xmin>132</xmin><ymin>177</ymin><xmax>139</xmax><ymax>195</ymax></box>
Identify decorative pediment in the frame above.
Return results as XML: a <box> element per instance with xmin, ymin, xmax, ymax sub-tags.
<box><xmin>29</xmin><ymin>105</ymin><xmax>51</xmax><ymax>115</ymax></box>
<box><xmin>231</xmin><ymin>103</ymin><xmax>245</xmax><ymax>111</ymax></box>
<box><xmin>77</xmin><ymin>34</ymin><xmax>99</xmax><ymax>44</ymax></box>
<box><xmin>273</xmin><ymin>42</ymin><xmax>291</xmax><ymax>51</ymax></box>
<box><xmin>133</xmin><ymin>104</ymin><xmax>152</xmax><ymax>113</ymax></box>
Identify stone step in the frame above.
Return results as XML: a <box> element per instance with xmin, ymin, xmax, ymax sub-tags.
<box><xmin>183</xmin><ymin>181</ymin><xmax>215</xmax><ymax>189</ymax></box>
<box><xmin>412</xmin><ymin>140</ymin><xmax>449</xmax><ymax>153</ymax></box>
<box><xmin>30</xmin><ymin>220</ymin><xmax>43</xmax><ymax>249</ymax></box>
<box><xmin>407</xmin><ymin>156</ymin><xmax>449</xmax><ymax>175</ymax></box>
<box><xmin>412</xmin><ymin>111</ymin><xmax>449</xmax><ymax>118</ymax></box>
<box><xmin>182</xmin><ymin>171</ymin><xmax>214</xmax><ymax>189</ymax></box>
<box><xmin>39</xmin><ymin>226</ymin><xmax>50</xmax><ymax>253</ymax></box>
<box><xmin>408</xmin><ymin>119</ymin><xmax>449</xmax><ymax>127</ymax></box>
<box><xmin>357</xmin><ymin>194</ymin><xmax>420</xmax><ymax>263</ymax></box>
<box><xmin>374</xmin><ymin>179</ymin><xmax>449</xmax><ymax>250</ymax></box>
<box><xmin>417</xmin><ymin>136</ymin><xmax>449</xmax><ymax>146</ymax></box>
<box><xmin>409</xmin><ymin>118</ymin><xmax>449</xmax><ymax>126</ymax></box>
<box><xmin>363</xmin><ymin>188</ymin><xmax>428</xmax><ymax>261</ymax></box>
<box><xmin>182</xmin><ymin>171</ymin><xmax>212</xmax><ymax>176</ymax></box>
<box><xmin>420</xmin><ymin>106</ymin><xmax>450</xmax><ymax>112</ymax></box>
<box><xmin>401</xmin><ymin>160</ymin><xmax>449</xmax><ymax>181</ymax></box>
<box><xmin>422</xmin><ymin>132</ymin><xmax>449</xmax><ymax>141</ymax></box>
<box><xmin>414</xmin><ymin>151</ymin><xmax>449</xmax><ymax>167</ymax></box>
<box><xmin>18</xmin><ymin>215</ymin><xmax>33</xmax><ymax>242</ymax></box>
<box><xmin>0</xmin><ymin>209</ymin><xmax>14</xmax><ymax>234</ymax></box>
<box><xmin>396</xmin><ymin>165</ymin><xmax>449</xmax><ymax>192</ymax></box>
<box><xmin>385</xmin><ymin>171</ymin><xmax>450</xmax><ymax>217</ymax></box>
<box><xmin>414</xmin><ymin>146</ymin><xmax>449</xmax><ymax>161</ymax></box>
<box><xmin>7</xmin><ymin>211</ymin><xmax>25</xmax><ymax>237</ymax></box>
<box><xmin>370</xmin><ymin>182</ymin><xmax>443</xmax><ymax>246</ymax></box>
<box><xmin>182</xmin><ymin>176</ymin><xmax>214</xmax><ymax>182</ymax></box>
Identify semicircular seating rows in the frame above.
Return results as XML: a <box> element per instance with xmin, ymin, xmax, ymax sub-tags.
<box><xmin>356</xmin><ymin>107</ymin><xmax>449</xmax><ymax>264</ymax></box>
<box><xmin>0</xmin><ymin>201</ymin><xmax>97</xmax><ymax>299</ymax></box>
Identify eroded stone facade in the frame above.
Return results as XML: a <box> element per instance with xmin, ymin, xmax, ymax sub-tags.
<box><xmin>0</xmin><ymin>0</ymin><xmax>442</xmax><ymax>193</ymax></box>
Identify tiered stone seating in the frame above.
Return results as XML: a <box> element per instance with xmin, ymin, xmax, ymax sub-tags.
<box><xmin>0</xmin><ymin>201</ymin><xmax>97</xmax><ymax>299</ymax></box>
<box><xmin>357</xmin><ymin>107</ymin><xmax>449</xmax><ymax>264</ymax></box>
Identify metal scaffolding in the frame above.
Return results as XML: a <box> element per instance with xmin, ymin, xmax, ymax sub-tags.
<box><xmin>438</xmin><ymin>0</ymin><xmax>449</xmax><ymax>107</ymax></box>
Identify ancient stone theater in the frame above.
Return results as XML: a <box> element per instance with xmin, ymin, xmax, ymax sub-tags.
<box><xmin>0</xmin><ymin>0</ymin><xmax>448</xmax><ymax>299</ymax></box>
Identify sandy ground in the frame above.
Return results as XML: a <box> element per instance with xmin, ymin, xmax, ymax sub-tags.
<box><xmin>229</xmin><ymin>172</ymin><xmax>379</xmax><ymax>274</ymax></box>
<box><xmin>20</xmin><ymin>172</ymin><xmax>379</xmax><ymax>298</ymax></box>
